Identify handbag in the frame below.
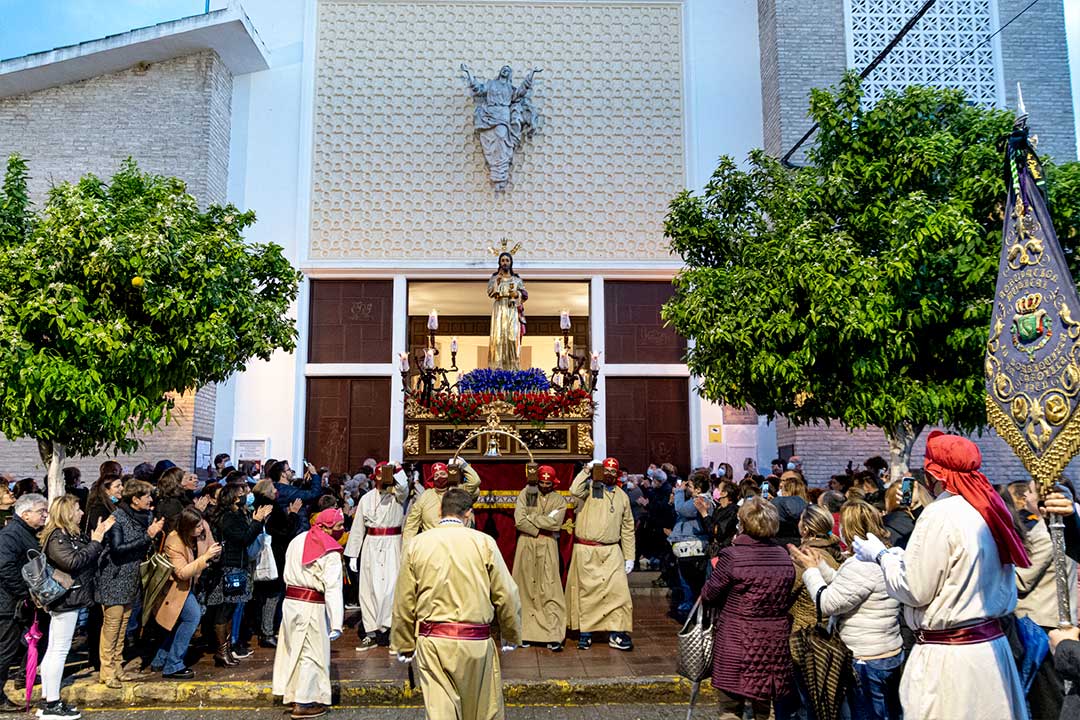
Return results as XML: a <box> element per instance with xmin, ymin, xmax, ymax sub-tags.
<box><xmin>139</xmin><ymin>549</ymin><xmax>174</xmax><ymax>626</ymax></box>
<box><xmin>223</xmin><ymin>568</ymin><xmax>248</xmax><ymax>596</ymax></box>
<box><xmin>673</xmin><ymin>539</ymin><xmax>705</xmax><ymax>558</ymax></box>
<box><xmin>21</xmin><ymin>550</ymin><xmax>70</xmax><ymax>609</ymax></box>
<box><xmin>789</xmin><ymin>586</ymin><xmax>854</xmax><ymax>720</ymax></box>
<box><xmin>253</xmin><ymin>534</ymin><xmax>278</xmax><ymax>582</ymax></box>
<box><xmin>676</xmin><ymin>596</ymin><xmax>714</xmax><ymax>682</ymax></box>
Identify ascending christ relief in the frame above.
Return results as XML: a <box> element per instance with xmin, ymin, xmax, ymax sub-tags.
<box><xmin>460</xmin><ymin>63</ymin><xmax>542</xmax><ymax>191</ymax></box>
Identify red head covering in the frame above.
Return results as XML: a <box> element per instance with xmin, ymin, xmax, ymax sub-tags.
<box><xmin>537</xmin><ymin>465</ymin><xmax>560</xmax><ymax>488</ymax></box>
<box><xmin>302</xmin><ymin>508</ymin><xmax>345</xmax><ymax>565</ymax></box>
<box><xmin>427</xmin><ymin>462</ymin><xmax>450</xmax><ymax>490</ymax></box>
<box><xmin>602</xmin><ymin>458</ymin><xmax>620</xmax><ymax>473</ymax></box>
<box><xmin>923</xmin><ymin>431</ymin><xmax>1030</xmax><ymax>568</ymax></box>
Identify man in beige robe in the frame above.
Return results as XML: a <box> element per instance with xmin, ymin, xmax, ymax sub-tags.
<box><xmin>565</xmin><ymin>457</ymin><xmax>635</xmax><ymax>651</ymax></box>
<box><xmin>512</xmin><ymin>464</ymin><xmax>567</xmax><ymax>651</ymax></box>
<box><xmin>402</xmin><ymin>459</ymin><xmax>481</xmax><ymax>546</ymax></box>
<box><xmin>272</xmin><ymin>509</ymin><xmax>345</xmax><ymax>720</ymax></box>
<box><xmin>392</xmin><ymin>488</ymin><xmax>522</xmax><ymax>720</ymax></box>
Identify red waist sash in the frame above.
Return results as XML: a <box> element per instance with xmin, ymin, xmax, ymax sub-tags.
<box><xmin>285</xmin><ymin>586</ymin><xmax>325</xmax><ymax>604</ymax></box>
<box><xmin>915</xmin><ymin>618</ymin><xmax>1003</xmax><ymax>646</ymax></box>
<box><xmin>419</xmin><ymin>621</ymin><xmax>491</xmax><ymax>640</ymax></box>
<box><xmin>574</xmin><ymin>537</ymin><xmax>615</xmax><ymax>547</ymax></box>
<box><xmin>367</xmin><ymin>526</ymin><xmax>402</xmax><ymax>536</ymax></box>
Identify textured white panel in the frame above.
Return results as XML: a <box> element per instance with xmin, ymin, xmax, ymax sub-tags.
<box><xmin>849</xmin><ymin>0</ymin><xmax>999</xmax><ymax>106</ymax></box>
<box><xmin>311</xmin><ymin>1</ymin><xmax>685</xmax><ymax>261</ymax></box>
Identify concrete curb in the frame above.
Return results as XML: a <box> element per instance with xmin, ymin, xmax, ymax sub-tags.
<box><xmin>51</xmin><ymin>675</ymin><xmax>714</xmax><ymax>708</ymax></box>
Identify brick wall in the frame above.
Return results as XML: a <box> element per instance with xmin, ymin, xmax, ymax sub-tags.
<box><xmin>778</xmin><ymin>420</ymin><xmax>1060</xmax><ymax>488</ymax></box>
<box><xmin>757</xmin><ymin>0</ymin><xmax>848</xmax><ymax>162</ymax></box>
<box><xmin>998</xmin><ymin>0</ymin><xmax>1077</xmax><ymax>163</ymax></box>
<box><xmin>0</xmin><ymin>50</ymin><xmax>233</xmax><ymax>478</ymax></box>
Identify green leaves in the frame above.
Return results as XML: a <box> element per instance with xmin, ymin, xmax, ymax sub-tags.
<box><xmin>664</xmin><ymin>74</ymin><xmax>1080</xmax><ymax>436</ymax></box>
<box><xmin>0</xmin><ymin>156</ymin><xmax>301</xmax><ymax>458</ymax></box>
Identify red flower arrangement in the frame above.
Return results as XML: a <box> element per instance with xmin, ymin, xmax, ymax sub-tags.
<box><xmin>414</xmin><ymin>389</ymin><xmax>592</xmax><ymax>425</ymax></box>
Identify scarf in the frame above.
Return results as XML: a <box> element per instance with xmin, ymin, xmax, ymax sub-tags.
<box><xmin>302</xmin><ymin>508</ymin><xmax>345</xmax><ymax>565</ymax></box>
<box><xmin>923</xmin><ymin>430</ymin><xmax>1030</xmax><ymax>568</ymax></box>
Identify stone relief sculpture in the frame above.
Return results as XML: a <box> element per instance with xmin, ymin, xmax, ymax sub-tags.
<box><xmin>460</xmin><ymin>63</ymin><xmax>542</xmax><ymax>190</ymax></box>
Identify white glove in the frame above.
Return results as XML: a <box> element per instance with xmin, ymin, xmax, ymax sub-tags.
<box><xmin>500</xmin><ymin>644</ymin><xmax>516</xmax><ymax>653</ymax></box>
<box><xmin>624</xmin><ymin>559</ymin><xmax>635</xmax><ymax>575</ymax></box>
<box><xmin>394</xmin><ymin>469</ymin><xmax>408</xmax><ymax>485</ymax></box>
<box><xmin>396</xmin><ymin>653</ymin><xmax>414</xmax><ymax>664</ymax></box>
<box><xmin>329</xmin><ymin>630</ymin><xmax>342</xmax><ymax>641</ymax></box>
<box><xmin>852</xmin><ymin>532</ymin><xmax>887</xmax><ymax>563</ymax></box>
<box><xmin>348</xmin><ymin>556</ymin><xmax>358</xmax><ymax>573</ymax></box>
<box><xmin>548</xmin><ymin>509</ymin><xmax>561</xmax><ymax>519</ymax></box>
<box><xmin>449</xmin><ymin>457</ymin><xmax>465</xmax><ymax>466</ymax></box>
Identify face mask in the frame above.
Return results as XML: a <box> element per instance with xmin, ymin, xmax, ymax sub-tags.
<box><xmin>246</xmin><ymin>493</ymin><xmax>255</xmax><ymax>508</ymax></box>
<box><xmin>433</xmin><ymin>475</ymin><xmax>449</xmax><ymax>490</ymax></box>
<box><xmin>345</xmin><ymin>497</ymin><xmax>355</xmax><ymax>508</ymax></box>
<box><xmin>786</xmin><ymin>462</ymin><xmax>796</xmax><ymax>471</ymax></box>
<box><xmin>712</xmin><ymin>488</ymin><xmax>723</xmax><ymax>502</ymax></box>
<box><xmin>625</xmin><ymin>481</ymin><xmax>635</xmax><ymax>490</ymax></box>
<box><xmin>330</xmin><ymin>527</ymin><xmax>345</xmax><ymax>540</ymax></box>
<box><xmin>109</xmin><ymin>495</ymin><xmax>119</xmax><ymax>504</ymax></box>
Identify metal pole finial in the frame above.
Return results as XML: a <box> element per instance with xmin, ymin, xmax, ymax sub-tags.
<box><xmin>1017</xmin><ymin>82</ymin><xmax>1027</xmax><ymax>119</ymax></box>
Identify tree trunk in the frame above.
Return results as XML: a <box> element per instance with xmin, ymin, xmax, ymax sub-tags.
<box><xmin>37</xmin><ymin>439</ymin><xmax>66</xmax><ymax>500</ymax></box>
<box><xmin>883</xmin><ymin>423</ymin><xmax>923</xmax><ymax>483</ymax></box>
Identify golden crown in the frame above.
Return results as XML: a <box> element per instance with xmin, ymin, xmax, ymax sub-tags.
<box><xmin>487</xmin><ymin>237</ymin><xmax>523</xmax><ymax>257</ymax></box>
<box><xmin>1015</xmin><ymin>293</ymin><xmax>1043</xmax><ymax>314</ymax></box>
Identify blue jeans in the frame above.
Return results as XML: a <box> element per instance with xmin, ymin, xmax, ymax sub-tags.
<box><xmin>153</xmin><ymin>592</ymin><xmax>202</xmax><ymax>674</ymax></box>
<box><xmin>849</xmin><ymin>651</ymin><xmax>904</xmax><ymax>720</ymax></box>
<box><xmin>231</xmin><ymin>600</ymin><xmax>246</xmax><ymax>644</ymax></box>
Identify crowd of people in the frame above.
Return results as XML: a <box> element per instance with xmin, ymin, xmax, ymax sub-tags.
<box><xmin>0</xmin><ymin>435</ymin><xmax>1077</xmax><ymax>720</ymax></box>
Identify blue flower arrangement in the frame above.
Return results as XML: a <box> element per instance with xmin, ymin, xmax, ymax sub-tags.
<box><xmin>457</xmin><ymin>367</ymin><xmax>551</xmax><ymax>394</ymax></box>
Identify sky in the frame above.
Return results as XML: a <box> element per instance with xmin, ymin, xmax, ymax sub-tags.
<box><xmin>0</xmin><ymin>0</ymin><xmax>1079</xmax><ymax>158</ymax></box>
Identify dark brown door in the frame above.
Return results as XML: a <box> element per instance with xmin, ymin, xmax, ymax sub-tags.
<box><xmin>305</xmin><ymin>377</ymin><xmax>391</xmax><ymax>473</ymax></box>
<box><xmin>605</xmin><ymin>377</ymin><xmax>690</xmax><ymax>476</ymax></box>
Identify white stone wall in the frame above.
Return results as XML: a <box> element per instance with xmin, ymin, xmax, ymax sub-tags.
<box><xmin>309</xmin><ymin>0</ymin><xmax>686</xmax><ymax>262</ymax></box>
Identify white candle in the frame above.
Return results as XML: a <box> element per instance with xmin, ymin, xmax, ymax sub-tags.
<box><xmin>428</xmin><ymin>309</ymin><xmax>439</xmax><ymax>331</ymax></box>
<box><xmin>399</xmin><ymin>352</ymin><xmax>409</xmax><ymax>372</ymax></box>
<box><xmin>424</xmin><ymin>348</ymin><xmax>435</xmax><ymax>369</ymax></box>
<box><xmin>590</xmin><ymin>352</ymin><xmax>600</xmax><ymax>371</ymax></box>
<box><xmin>553</xmin><ymin>373</ymin><xmax>563</xmax><ymax>388</ymax></box>
<box><xmin>554</xmin><ymin>338</ymin><xmax>562</xmax><ymax>354</ymax></box>
<box><xmin>560</xmin><ymin>310</ymin><xmax>571</xmax><ymax>331</ymax></box>
<box><xmin>559</xmin><ymin>351</ymin><xmax>568</xmax><ymax>370</ymax></box>
<box><xmin>451</xmin><ymin>337</ymin><xmax>458</xmax><ymax>353</ymax></box>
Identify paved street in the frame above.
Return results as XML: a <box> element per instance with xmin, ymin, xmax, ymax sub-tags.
<box><xmin>83</xmin><ymin>705</ymin><xmax>694</xmax><ymax>719</ymax></box>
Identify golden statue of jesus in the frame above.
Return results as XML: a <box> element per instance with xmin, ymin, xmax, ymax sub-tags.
<box><xmin>487</xmin><ymin>252</ymin><xmax>528</xmax><ymax>370</ymax></box>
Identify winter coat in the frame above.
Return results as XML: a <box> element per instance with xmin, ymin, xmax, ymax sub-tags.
<box><xmin>216</xmin><ymin>508</ymin><xmax>264</xmax><ymax>569</ymax></box>
<box><xmin>802</xmin><ymin>556</ymin><xmax>903</xmax><ymax>658</ymax></box>
<box><xmin>95</xmin><ymin>503</ymin><xmax>153</xmax><ymax>606</ymax></box>
<box><xmin>273</xmin><ymin>474</ymin><xmax>322</xmax><ymax>532</ymax></box>
<box><xmin>154</xmin><ymin>530</ymin><xmax>211</xmax><ymax>631</ymax></box>
<box><xmin>43</xmin><ymin>529</ymin><xmax>103</xmax><ymax>613</ymax></box>
<box><xmin>82</xmin><ymin>494</ymin><xmax>115</xmax><ymax>536</ymax></box>
<box><xmin>263</xmin><ymin>498</ymin><xmax>299</xmax><ymax>582</ymax></box>
<box><xmin>155</xmin><ymin>492</ymin><xmax>193</xmax><ymax>535</ymax></box>
<box><xmin>1054</xmin><ymin>639</ymin><xmax>1080</xmax><ymax>720</ymax></box>
<box><xmin>883</xmin><ymin>509</ymin><xmax>917</xmax><ymax>549</ymax></box>
<box><xmin>669</xmin><ymin>490</ymin><xmax>711</xmax><ymax>545</ymax></box>
<box><xmin>788</xmin><ymin>535</ymin><xmax>843</xmax><ymax>632</ymax></box>
<box><xmin>705</xmin><ymin>503</ymin><xmax>738</xmax><ymax>557</ymax></box>
<box><xmin>0</xmin><ymin>516</ymin><xmax>40</xmax><ymax>615</ymax></box>
<box><xmin>703</xmin><ymin>535</ymin><xmax>796</xmax><ymax>701</ymax></box>
<box><xmin>772</xmin><ymin>495</ymin><xmax>808</xmax><ymax>548</ymax></box>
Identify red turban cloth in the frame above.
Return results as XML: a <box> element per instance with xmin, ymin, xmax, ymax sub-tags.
<box><xmin>302</xmin><ymin>508</ymin><xmax>345</xmax><ymax>565</ymax></box>
<box><xmin>923</xmin><ymin>431</ymin><xmax>1030</xmax><ymax>568</ymax></box>
<box><xmin>537</xmin><ymin>465</ymin><xmax>560</xmax><ymax>488</ymax></box>
<box><xmin>602</xmin><ymin>458</ymin><xmax>620</xmax><ymax>473</ymax></box>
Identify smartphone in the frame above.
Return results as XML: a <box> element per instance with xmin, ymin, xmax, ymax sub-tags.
<box><xmin>900</xmin><ymin>477</ymin><xmax>914</xmax><ymax>507</ymax></box>
<box><xmin>761</xmin><ymin>481</ymin><xmax>771</xmax><ymax>500</ymax></box>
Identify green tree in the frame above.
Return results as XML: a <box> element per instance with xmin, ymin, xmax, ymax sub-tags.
<box><xmin>663</xmin><ymin>73</ymin><xmax>1080</xmax><ymax>478</ymax></box>
<box><xmin>0</xmin><ymin>156</ymin><xmax>301</xmax><ymax>497</ymax></box>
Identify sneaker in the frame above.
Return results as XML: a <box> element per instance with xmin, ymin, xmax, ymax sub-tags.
<box><xmin>231</xmin><ymin>643</ymin><xmax>253</xmax><ymax>659</ymax></box>
<box><xmin>546</xmin><ymin>642</ymin><xmax>564</xmax><ymax>652</ymax></box>
<box><xmin>518</xmin><ymin>641</ymin><xmax>532</xmax><ymax>648</ymax></box>
<box><xmin>162</xmin><ymin>668</ymin><xmax>195</xmax><ymax>680</ymax></box>
<box><xmin>608</xmin><ymin>633</ymin><xmax>633</xmax><ymax>651</ymax></box>
<box><xmin>356</xmin><ymin>634</ymin><xmax>378</xmax><ymax>652</ymax></box>
<box><xmin>259</xmin><ymin>635</ymin><xmax>277</xmax><ymax>649</ymax></box>
<box><xmin>38</xmin><ymin>701</ymin><xmax>81</xmax><ymax>719</ymax></box>
<box><xmin>345</xmin><ymin>603</ymin><xmax>360</xmax><ymax>611</ymax></box>
<box><xmin>577</xmin><ymin>633</ymin><xmax>592</xmax><ymax>650</ymax></box>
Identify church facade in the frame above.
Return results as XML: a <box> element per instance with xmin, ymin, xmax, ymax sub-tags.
<box><xmin>0</xmin><ymin>0</ymin><xmax>1075</xmax><ymax>485</ymax></box>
